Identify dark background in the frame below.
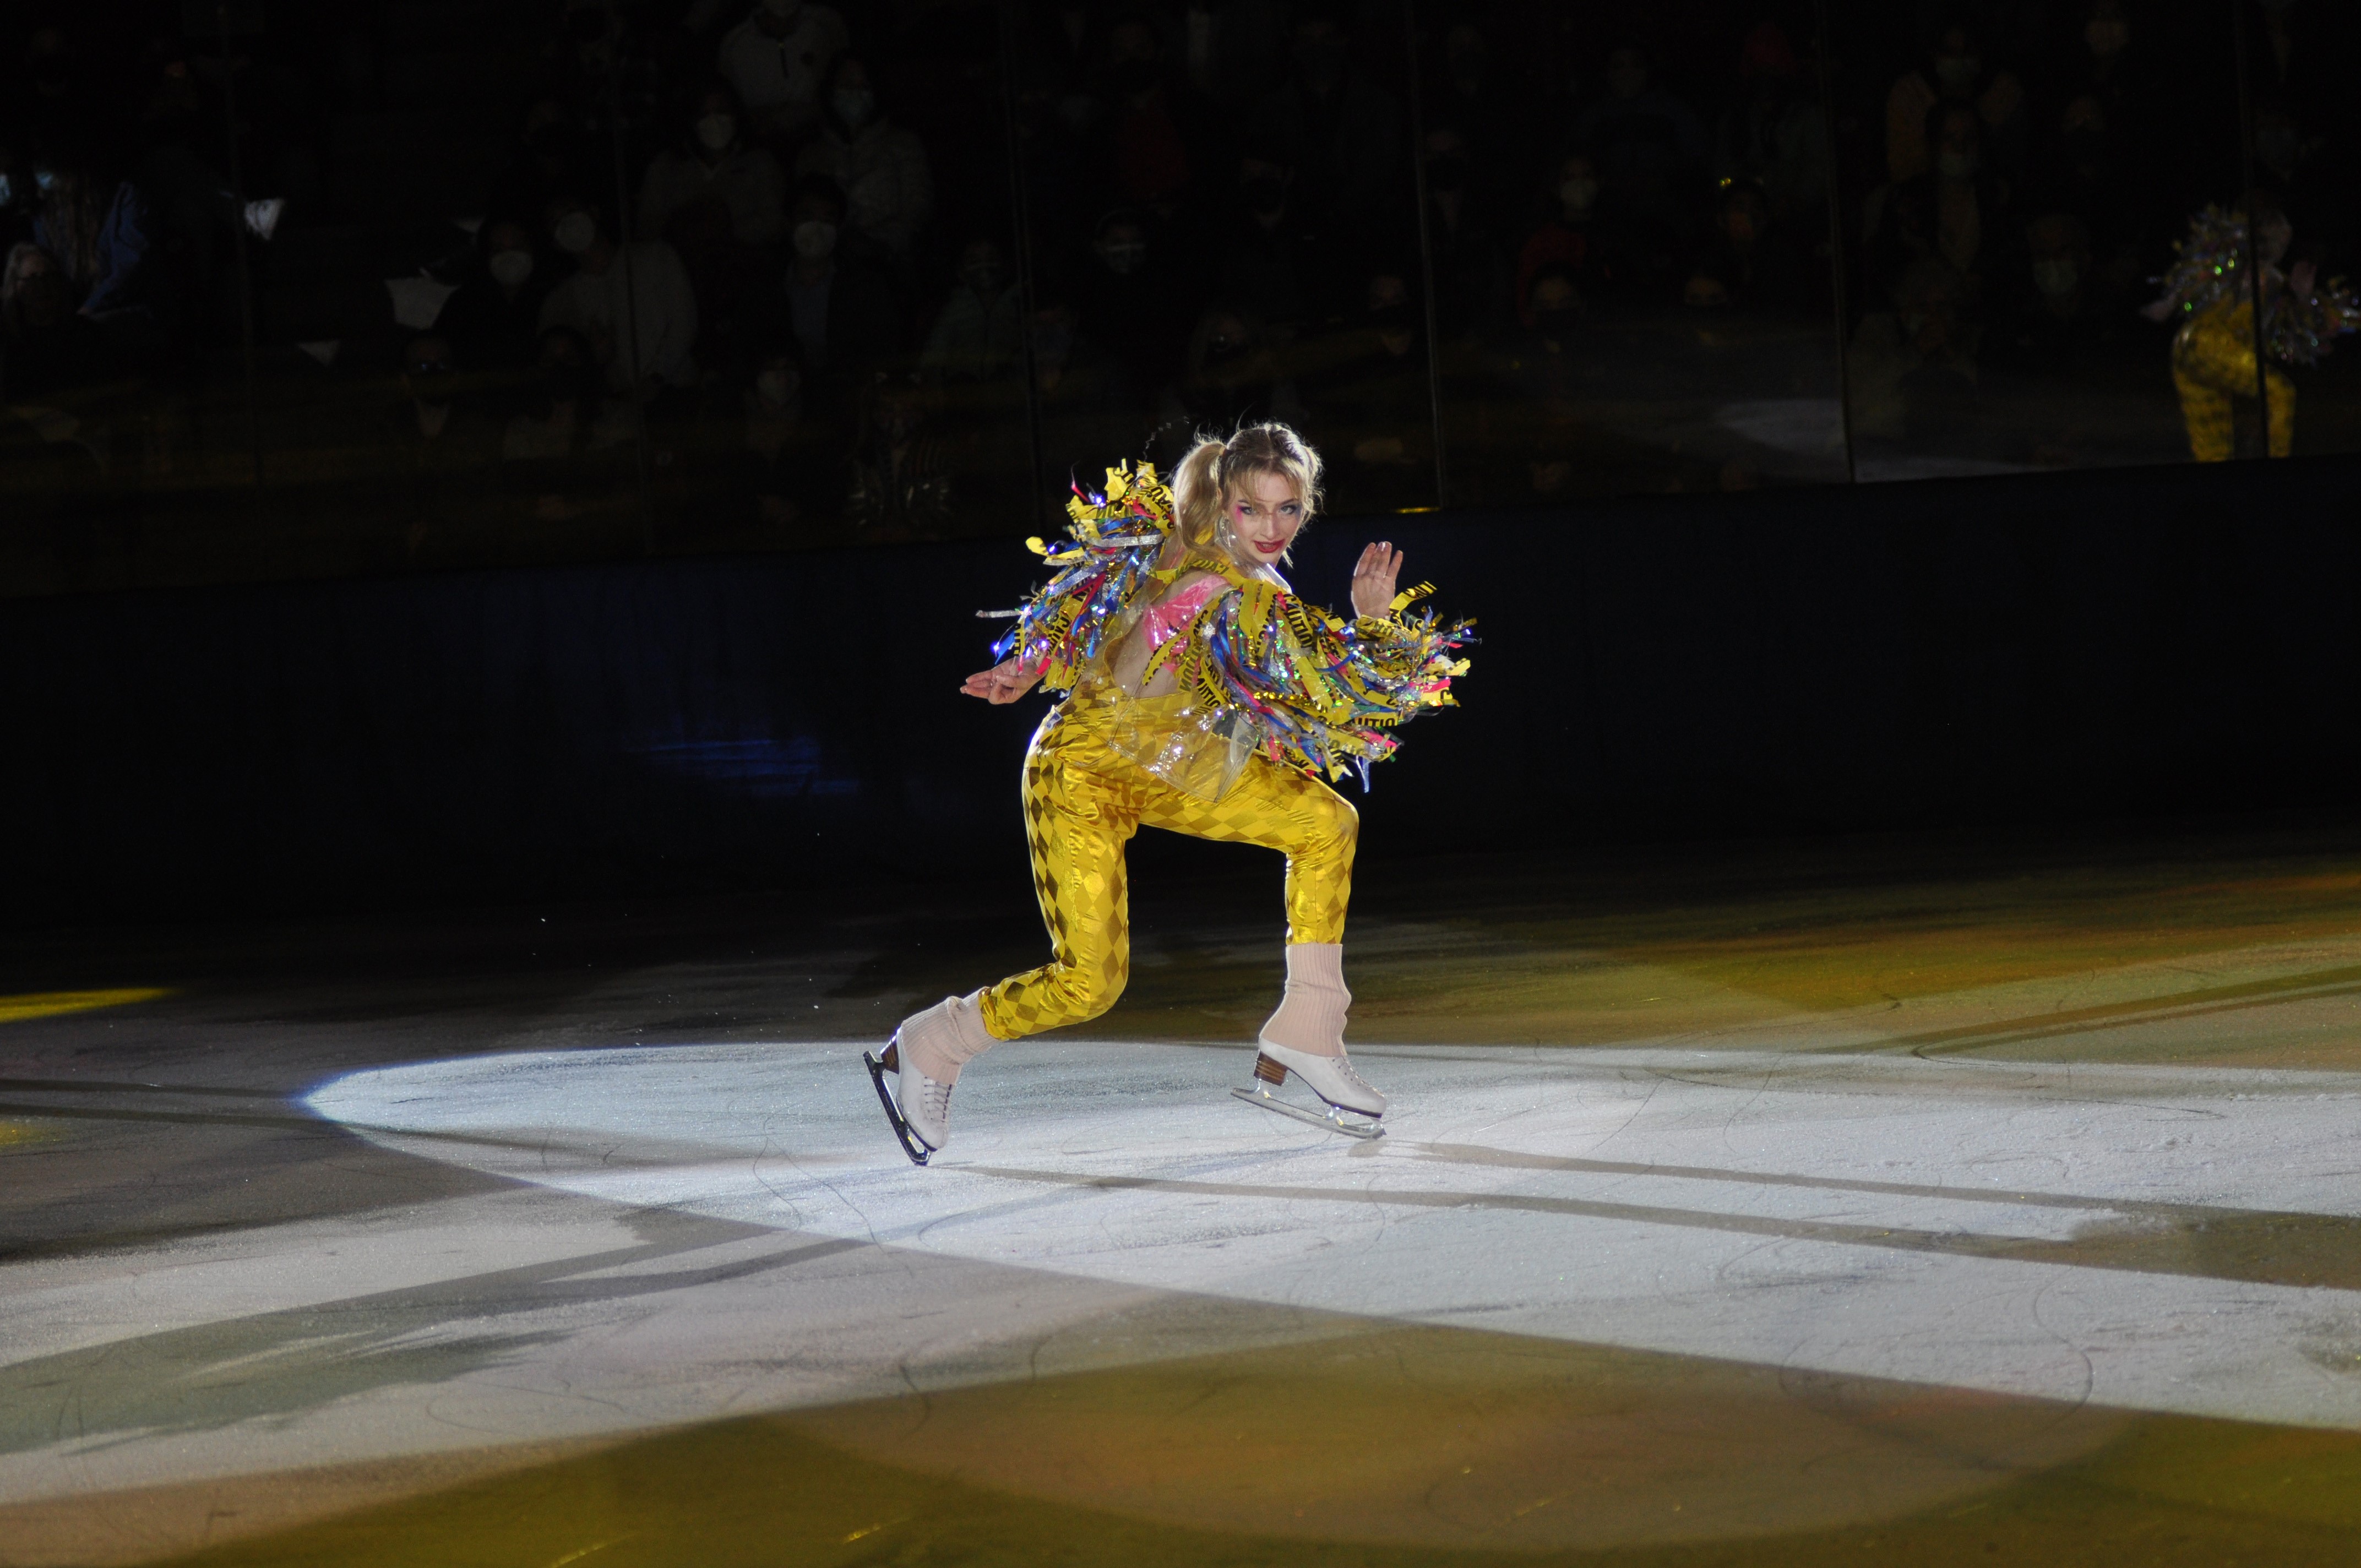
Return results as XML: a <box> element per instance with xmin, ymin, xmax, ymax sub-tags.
<box><xmin>10</xmin><ymin>451</ymin><xmax>2357</xmax><ymax>925</ymax></box>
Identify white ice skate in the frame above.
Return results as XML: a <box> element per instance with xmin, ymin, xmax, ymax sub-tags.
<box><xmin>863</xmin><ymin>1037</ymin><xmax>953</xmax><ymax>1166</ymax></box>
<box><xmin>1233</xmin><ymin>1040</ymin><xmax>1386</xmax><ymax>1140</ymax></box>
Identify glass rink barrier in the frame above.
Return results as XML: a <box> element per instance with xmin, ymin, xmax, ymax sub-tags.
<box><xmin>2</xmin><ymin>0</ymin><xmax>2357</xmax><ymax>597</ymax></box>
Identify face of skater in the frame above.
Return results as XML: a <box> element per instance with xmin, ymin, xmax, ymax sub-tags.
<box><xmin>1226</xmin><ymin>470</ymin><xmax>1304</xmax><ymax>567</ymax></box>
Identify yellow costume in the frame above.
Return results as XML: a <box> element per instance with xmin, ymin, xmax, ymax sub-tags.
<box><xmin>2172</xmin><ymin>299</ymin><xmax>2293</xmax><ymax>462</ymax></box>
<box><xmin>981</xmin><ymin>682</ymin><xmax>1357</xmax><ymax>1040</ymax></box>
<box><xmin>969</xmin><ymin>462</ymin><xmax>1467</xmax><ymax>1047</ymax></box>
<box><xmin>2153</xmin><ymin>205</ymin><xmax>2359</xmax><ymax>463</ymax></box>
<box><xmin>862</xmin><ymin>456</ymin><xmax>1467</xmax><ymax>1165</ymax></box>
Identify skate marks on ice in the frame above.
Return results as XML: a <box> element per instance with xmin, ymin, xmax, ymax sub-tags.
<box><xmin>299</xmin><ymin>1040</ymin><xmax>2361</xmax><ymax>1433</ymax></box>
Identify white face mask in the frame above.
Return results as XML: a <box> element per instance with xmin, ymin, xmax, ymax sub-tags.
<box><xmin>792</xmin><ymin>219</ymin><xmax>838</xmax><ymax>259</ymax></box>
<box><xmin>1935</xmin><ymin>150</ymin><xmax>1978</xmax><ymax>181</ymax></box>
<box><xmin>1560</xmin><ymin>178</ymin><xmax>1598</xmax><ymax>213</ymax></box>
<box><xmin>833</xmin><ymin>88</ymin><xmax>875</xmax><ymax>128</ymax></box>
<box><xmin>696</xmin><ymin>113</ymin><xmax>736</xmax><ymax>151</ymax></box>
<box><xmin>2033</xmin><ymin>258</ymin><xmax>2080</xmax><ymax>297</ymax></box>
<box><xmin>553</xmin><ymin>213</ymin><xmax>597</xmax><ymax>254</ymax></box>
<box><xmin>1934</xmin><ymin>55</ymin><xmax>1980</xmax><ymax>90</ymax></box>
<box><xmin>756</xmin><ymin>368</ymin><xmax>799</xmax><ymax>405</ymax></box>
<box><xmin>489</xmin><ymin>249</ymin><xmax>535</xmax><ymax>288</ymax></box>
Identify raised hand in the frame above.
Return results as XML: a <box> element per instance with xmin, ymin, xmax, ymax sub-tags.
<box><xmin>1351</xmin><ymin>540</ymin><xmax>1403</xmax><ymax>618</ymax></box>
<box><xmin>961</xmin><ymin>656</ymin><xmax>1041</xmax><ymax>704</ymax></box>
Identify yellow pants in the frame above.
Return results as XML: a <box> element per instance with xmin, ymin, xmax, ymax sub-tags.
<box><xmin>979</xmin><ymin>690</ymin><xmax>1358</xmax><ymax>1042</ymax></box>
<box><xmin>2173</xmin><ymin>304</ymin><xmax>2294</xmax><ymax>462</ymax></box>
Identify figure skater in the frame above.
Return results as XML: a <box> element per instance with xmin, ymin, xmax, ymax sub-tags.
<box><xmin>2146</xmin><ymin>195</ymin><xmax>2359</xmax><ymax>461</ymax></box>
<box><xmin>865</xmin><ymin>423</ymin><xmax>1470</xmax><ymax>1163</ymax></box>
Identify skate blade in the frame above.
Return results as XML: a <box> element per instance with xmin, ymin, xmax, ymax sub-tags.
<box><xmin>863</xmin><ymin>1048</ymin><xmax>933</xmax><ymax>1167</ymax></box>
<box><xmin>1231</xmin><ymin>1084</ymin><xmax>1384</xmax><ymax>1140</ymax></box>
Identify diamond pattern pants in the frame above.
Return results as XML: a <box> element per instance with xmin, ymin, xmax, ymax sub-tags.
<box><xmin>978</xmin><ymin>694</ymin><xmax>1357</xmax><ymax>1042</ymax></box>
<box><xmin>2174</xmin><ymin>304</ymin><xmax>2294</xmax><ymax>462</ymax></box>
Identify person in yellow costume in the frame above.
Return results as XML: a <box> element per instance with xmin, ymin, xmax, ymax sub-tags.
<box><xmin>864</xmin><ymin>423</ymin><xmax>1469</xmax><ymax>1163</ymax></box>
<box><xmin>2148</xmin><ymin>197</ymin><xmax>2358</xmax><ymax>462</ymax></box>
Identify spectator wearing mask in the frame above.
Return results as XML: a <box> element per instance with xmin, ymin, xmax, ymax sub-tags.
<box><xmin>778</xmin><ymin>176</ymin><xmax>902</xmax><ymax>414</ymax></box>
<box><xmin>1499</xmin><ymin>266</ymin><xmax>1585</xmax><ymax>496</ymax></box>
<box><xmin>1030</xmin><ymin>288</ymin><xmax>1148</xmax><ymax>476</ymax></box>
<box><xmin>489</xmin><ymin>101</ymin><xmax>603</xmax><ymax>236</ymax></box>
<box><xmin>1683</xmin><ymin>181</ymin><xmax>1809</xmax><ymax>315</ymax></box>
<box><xmin>503</xmin><ymin>324</ymin><xmax>635</xmax><ymax>526</ymax></box>
<box><xmin>1</xmin><ymin>240</ymin><xmax>114</xmax><ymax>396</ymax></box>
<box><xmin>0</xmin><ymin>137</ymin><xmax>30</xmax><ymax>251</ymax></box>
<box><xmin>1516</xmin><ymin>154</ymin><xmax>1613</xmax><ymax>320</ymax></box>
<box><xmin>1991</xmin><ymin>213</ymin><xmax>2119</xmax><ymax>372</ymax></box>
<box><xmin>1155</xmin><ymin>302</ymin><xmax>1302</xmax><ymax>451</ymax></box>
<box><xmin>2048</xmin><ymin>1</ymin><xmax>2158</xmax><ymax>151</ymax></box>
<box><xmin>537</xmin><ymin>197</ymin><xmax>700</xmax><ymax>393</ymax></box>
<box><xmin>1712</xmin><ymin>22</ymin><xmax>1829</xmax><ymax>233</ymax></box>
<box><xmin>638</xmin><ymin>81</ymin><xmax>787</xmax><ymax>250</ymax></box>
<box><xmin>1429</xmin><ymin>24</ymin><xmax>1525</xmax><ymax>214</ymax></box>
<box><xmin>722</xmin><ymin>339</ymin><xmax>840</xmax><ymax>533</ymax></box>
<box><xmin>1254</xmin><ymin>8</ymin><xmax>1403</xmax><ymax>239</ymax></box>
<box><xmin>2025</xmin><ymin>95</ymin><xmax>2147</xmax><ymax>284</ymax></box>
<box><xmin>438</xmin><ymin>219</ymin><xmax>554</xmax><ymax>388</ymax></box>
<box><xmin>20</xmin><ymin>27</ymin><xmax>84</xmax><ymax>143</ymax></box>
<box><xmin>1302</xmin><ymin>268</ymin><xmax>1433</xmax><ymax>513</ymax></box>
<box><xmin>1172</xmin><ymin>0</ymin><xmax>1290</xmax><ymax>109</ymax></box>
<box><xmin>1219</xmin><ymin>151</ymin><xmax>1327</xmax><ymax>327</ymax></box>
<box><xmin>28</xmin><ymin>140</ymin><xmax>164</xmax><ymax>366</ymax></box>
<box><xmin>2248</xmin><ymin>105</ymin><xmax>2356</xmax><ymax>281</ymax></box>
<box><xmin>1847</xmin><ymin>256</ymin><xmax>1982</xmax><ymax>448</ymax></box>
<box><xmin>1026</xmin><ymin>1</ymin><xmax>1117</xmax><ymax>100</ymax></box>
<box><xmin>794</xmin><ymin>57</ymin><xmax>933</xmax><ymax>266</ymax></box>
<box><xmin>1885</xmin><ymin>20</ymin><xmax>2028</xmax><ymax>185</ymax></box>
<box><xmin>1869</xmin><ymin>100</ymin><xmax>2010</xmax><ymax>309</ymax></box>
<box><xmin>844</xmin><ymin>372</ymin><xmax>953</xmax><ymax>538</ymax></box>
<box><xmin>1096</xmin><ymin>19</ymin><xmax>1198</xmax><ymax>220</ymax></box>
<box><xmin>719</xmin><ymin>0</ymin><xmax>850</xmax><ymax>143</ymax></box>
<box><xmin>385</xmin><ymin>333</ymin><xmax>501</xmax><ymax>554</ymax></box>
<box><xmin>1420</xmin><ymin>127</ymin><xmax>1506</xmax><ymax>342</ymax></box>
<box><xmin>1574</xmin><ymin>45</ymin><xmax>1708</xmax><ymax>283</ymax></box>
<box><xmin>919</xmin><ymin>237</ymin><xmax>1022</xmax><ymax>382</ymax></box>
<box><xmin>1074</xmin><ymin>209</ymin><xmax>1188</xmax><ymax>395</ymax></box>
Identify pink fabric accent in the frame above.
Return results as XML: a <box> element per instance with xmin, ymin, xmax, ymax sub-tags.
<box><xmin>1138</xmin><ymin>576</ymin><xmax>1226</xmax><ymax>655</ymax></box>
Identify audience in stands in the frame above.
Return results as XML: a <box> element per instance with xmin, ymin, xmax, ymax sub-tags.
<box><xmin>637</xmin><ymin>80</ymin><xmax>787</xmax><ymax>249</ymax></box>
<box><xmin>777</xmin><ymin>174</ymin><xmax>901</xmax><ymax>416</ymax></box>
<box><xmin>4</xmin><ymin>0</ymin><xmax>2357</xmax><ymax>556</ymax></box>
<box><xmin>792</xmin><ymin>55</ymin><xmax>932</xmax><ymax>267</ymax></box>
<box><xmin>439</xmin><ymin>219</ymin><xmax>553</xmax><ymax>385</ymax></box>
<box><xmin>717</xmin><ymin>0</ymin><xmax>849</xmax><ymax>143</ymax></box>
<box><xmin>537</xmin><ymin>195</ymin><xmax>699</xmax><ymax>394</ymax></box>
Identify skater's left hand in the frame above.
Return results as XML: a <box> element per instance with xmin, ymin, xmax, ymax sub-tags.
<box><xmin>962</xmin><ymin>656</ymin><xmax>1041</xmax><ymax>704</ymax></box>
<box><xmin>1351</xmin><ymin>541</ymin><xmax>1402</xmax><ymax>618</ymax></box>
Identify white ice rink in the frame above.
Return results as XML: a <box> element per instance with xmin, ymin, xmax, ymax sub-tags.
<box><xmin>12</xmin><ymin>1037</ymin><xmax>2361</xmax><ymax>1518</ymax></box>
<box><xmin>303</xmin><ymin>1040</ymin><xmax>2361</xmax><ymax>1428</ymax></box>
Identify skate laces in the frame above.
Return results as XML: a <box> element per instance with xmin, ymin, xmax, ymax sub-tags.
<box><xmin>919</xmin><ymin>1077</ymin><xmax>955</xmax><ymax>1126</ymax></box>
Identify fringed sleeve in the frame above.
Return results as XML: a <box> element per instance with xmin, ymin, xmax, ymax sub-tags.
<box><xmin>2154</xmin><ymin>204</ymin><xmax>2361</xmax><ymax>366</ymax></box>
<box><xmin>988</xmin><ymin>462</ymin><xmax>1178</xmax><ymax>693</ymax></box>
<box><xmin>1157</xmin><ymin>579</ymin><xmax>1473</xmax><ymax>790</ymax></box>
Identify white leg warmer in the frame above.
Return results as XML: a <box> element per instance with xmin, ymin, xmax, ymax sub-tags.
<box><xmin>897</xmin><ymin>989</ymin><xmax>997</xmax><ymax>1084</ymax></box>
<box><xmin>1257</xmin><ymin>942</ymin><xmax>1350</xmax><ymax>1058</ymax></box>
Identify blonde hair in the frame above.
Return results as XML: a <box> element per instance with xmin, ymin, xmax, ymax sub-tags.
<box><xmin>1171</xmin><ymin>423</ymin><xmax>1324</xmax><ymax>560</ymax></box>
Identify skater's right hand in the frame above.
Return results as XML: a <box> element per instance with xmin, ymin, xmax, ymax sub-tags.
<box><xmin>962</xmin><ymin>656</ymin><xmax>1041</xmax><ymax>704</ymax></box>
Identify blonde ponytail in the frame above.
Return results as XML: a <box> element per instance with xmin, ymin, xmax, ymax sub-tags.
<box><xmin>1169</xmin><ymin>422</ymin><xmax>1325</xmax><ymax>559</ymax></box>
